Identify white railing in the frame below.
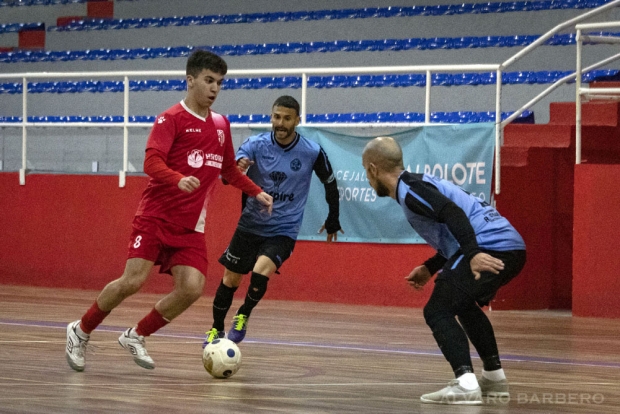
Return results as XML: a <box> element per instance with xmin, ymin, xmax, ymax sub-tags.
<box><xmin>576</xmin><ymin>21</ymin><xmax>620</xmax><ymax>164</ymax></box>
<box><xmin>0</xmin><ymin>64</ymin><xmax>501</xmax><ymax>187</ymax></box>
<box><xmin>1</xmin><ymin>0</ymin><xmax>620</xmax><ymax>191</ymax></box>
<box><xmin>497</xmin><ymin>0</ymin><xmax>620</xmax><ymax>193</ymax></box>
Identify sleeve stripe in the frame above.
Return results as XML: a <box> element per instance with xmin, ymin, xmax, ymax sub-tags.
<box><xmin>407</xmin><ymin>189</ymin><xmax>434</xmax><ymax>211</ymax></box>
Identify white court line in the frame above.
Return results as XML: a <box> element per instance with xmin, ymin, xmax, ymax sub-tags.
<box><xmin>2</xmin><ymin>320</ymin><xmax>620</xmax><ymax>369</ymax></box>
<box><xmin>0</xmin><ymin>377</ymin><xmax>617</xmax><ymax>389</ymax></box>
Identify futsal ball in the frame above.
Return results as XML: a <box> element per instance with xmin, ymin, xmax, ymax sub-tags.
<box><xmin>202</xmin><ymin>338</ymin><xmax>242</xmax><ymax>378</ymax></box>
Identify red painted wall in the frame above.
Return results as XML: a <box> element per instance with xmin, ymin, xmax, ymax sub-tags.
<box><xmin>493</xmin><ymin>149</ymin><xmax>557</xmax><ymax>310</ymax></box>
<box><xmin>0</xmin><ymin>173</ymin><xmax>436</xmax><ymax>308</ymax></box>
<box><xmin>0</xmin><ymin>170</ymin><xmax>558</xmax><ymax>309</ymax></box>
<box><xmin>573</xmin><ymin>164</ymin><xmax>620</xmax><ymax>318</ymax></box>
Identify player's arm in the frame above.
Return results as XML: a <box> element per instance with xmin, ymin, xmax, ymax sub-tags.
<box><xmin>144</xmin><ymin>111</ymin><xmax>201</xmax><ymax>193</ymax></box>
<box><xmin>405</xmin><ymin>247</ymin><xmax>445</xmax><ymax>290</ymax></box>
<box><xmin>221</xmin><ymin>141</ymin><xmax>254</xmax><ymax>185</ymax></box>
<box><xmin>220</xmin><ymin>130</ymin><xmax>272</xmax><ymax>213</ymax></box>
<box><xmin>423</xmin><ymin>253</ymin><xmax>448</xmax><ymax>276</ymax></box>
<box><xmin>404</xmin><ymin>180</ymin><xmax>482</xmax><ymax>262</ymax></box>
<box><xmin>144</xmin><ymin>148</ymin><xmax>199</xmax><ymax>193</ymax></box>
<box><xmin>313</xmin><ymin>148</ymin><xmax>343</xmax><ymax>241</ymax></box>
<box><xmin>401</xmin><ymin>182</ymin><xmax>455</xmax><ymax>289</ymax></box>
<box><xmin>405</xmin><ymin>180</ymin><xmax>504</xmax><ymax>280</ymax></box>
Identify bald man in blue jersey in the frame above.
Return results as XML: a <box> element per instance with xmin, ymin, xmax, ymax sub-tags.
<box><xmin>204</xmin><ymin>95</ymin><xmax>343</xmax><ymax>346</ymax></box>
<box><xmin>362</xmin><ymin>136</ymin><xmax>526</xmax><ymax>405</ymax></box>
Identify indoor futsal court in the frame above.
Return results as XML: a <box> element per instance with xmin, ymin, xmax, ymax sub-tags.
<box><xmin>3</xmin><ymin>0</ymin><xmax>620</xmax><ymax>413</ymax></box>
<box><xmin>1</xmin><ymin>285</ymin><xmax>619</xmax><ymax>413</ymax></box>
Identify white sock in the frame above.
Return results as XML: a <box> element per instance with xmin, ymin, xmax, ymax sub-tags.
<box><xmin>457</xmin><ymin>373</ymin><xmax>479</xmax><ymax>390</ymax></box>
<box><xmin>75</xmin><ymin>323</ymin><xmax>90</xmax><ymax>340</ymax></box>
<box><xmin>482</xmin><ymin>368</ymin><xmax>506</xmax><ymax>382</ymax></box>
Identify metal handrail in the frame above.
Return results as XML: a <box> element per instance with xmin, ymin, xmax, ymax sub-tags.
<box><xmin>2</xmin><ymin>0</ymin><xmax>620</xmax><ymax>190</ymax></box>
<box><xmin>0</xmin><ymin>64</ymin><xmax>500</xmax><ymax>187</ymax></box>
<box><xmin>576</xmin><ymin>20</ymin><xmax>620</xmax><ymax>164</ymax></box>
<box><xmin>493</xmin><ymin>0</ymin><xmax>620</xmax><ymax>194</ymax></box>
<box><xmin>501</xmin><ymin>51</ymin><xmax>620</xmax><ymax>127</ymax></box>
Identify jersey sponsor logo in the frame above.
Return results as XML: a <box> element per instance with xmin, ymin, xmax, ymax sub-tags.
<box><xmin>187</xmin><ymin>149</ymin><xmax>205</xmax><ymax>168</ymax></box>
<box><xmin>157</xmin><ymin>116</ymin><xmax>166</xmax><ymax>124</ymax></box>
<box><xmin>268</xmin><ymin>171</ymin><xmax>294</xmax><ymax>201</ymax></box>
<box><xmin>185</xmin><ymin>128</ymin><xmax>201</xmax><ymax>133</ymax></box>
<box><xmin>217</xmin><ymin>129</ymin><xmax>225</xmax><ymax>146</ymax></box>
<box><xmin>290</xmin><ymin>158</ymin><xmax>302</xmax><ymax>171</ymax></box>
<box><xmin>188</xmin><ymin>150</ymin><xmax>224</xmax><ymax>168</ymax></box>
<box><xmin>204</xmin><ymin>153</ymin><xmax>223</xmax><ymax>162</ymax></box>
<box><xmin>205</xmin><ymin>160</ymin><xmax>222</xmax><ymax>168</ymax></box>
<box><xmin>269</xmin><ymin>171</ymin><xmax>287</xmax><ymax>190</ymax></box>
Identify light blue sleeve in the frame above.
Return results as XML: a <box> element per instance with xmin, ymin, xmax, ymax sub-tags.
<box><xmin>236</xmin><ymin>137</ymin><xmax>255</xmax><ymax>161</ymax></box>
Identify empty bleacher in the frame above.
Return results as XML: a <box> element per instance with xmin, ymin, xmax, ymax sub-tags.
<box><xmin>1</xmin><ymin>0</ymin><xmax>620</xmax><ymax>173</ymax></box>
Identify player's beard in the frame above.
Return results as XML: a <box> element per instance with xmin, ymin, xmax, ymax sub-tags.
<box><xmin>375</xmin><ymin>178</ymin><xmax>390</xmax><ymax>197</ymax></box>
<box><xmin>273</xmin><ymin>126</ymin><xmax>294</xmax><ymax>142</ymax></box>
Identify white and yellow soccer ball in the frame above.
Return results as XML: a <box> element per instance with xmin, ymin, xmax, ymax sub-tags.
<box><xmin>202</xmin><ymin>338</ymin><xmax>242</xmax><ymax>379</ymax></box>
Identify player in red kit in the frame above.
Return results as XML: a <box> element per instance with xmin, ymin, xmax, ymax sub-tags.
<box><xmin>65</xmin><ymin>50</ymin><xmax>273</xmax><ymax>372</ymax></box>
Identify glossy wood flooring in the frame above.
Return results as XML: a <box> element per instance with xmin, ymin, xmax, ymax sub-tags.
<box><xmin>1</xmin><ymin>285</ymin><xmax>619</xmax><ymax>413</ymax></box>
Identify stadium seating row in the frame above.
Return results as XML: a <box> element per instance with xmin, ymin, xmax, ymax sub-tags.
<box><xmin>0</xmin><ymin>110</ymin><xmax>534</xmax><ymax>124</ymax></box>
<box><xmin>3</xmin><ymin>31</ymin><xmax>618</xmax><ymax>63</ymax></box>
<box><xmin>46</xmin><ymin>0</ymin><xmax>612</xmax><ymax>32</ymax></box>
<box><xmin>0</xmin><ymin>22</ymin><xmax>44</xmax><ymax>34</ymax></box>
<box><xmin>0</xmin><ymin>0</ymin><xmax>85</xmax><ymax>7</ymax></box>
<box><xmin>0</xmin><ymin>70</ymin><xmax>617</xmax><ymax>94</ymax></box>
<box><xmin>0</xmin><ymin>0</ymin><xmax>133</xmax><ymax>7</ymax></box>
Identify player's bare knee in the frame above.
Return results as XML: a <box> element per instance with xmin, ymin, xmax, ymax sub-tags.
<box><xmin>223</xmin><ymin>271</ymin><xmax>243</xmax><ymax>288</ymax></box>
<box><xmin>176</xmin><ymin>285</ymin><xmax>203</xmax><ymax>304</ymax></box>
<box><xmin>178</xmin><ymin>276</ymin><xmax>205</xmax><ymax>302</ymax></box>
<box><xmin>116</xmin><ymin>269</ymin><xmax>148</xmax><ymax>295</ymax></box>
<box><xmin>117</xmin><ymin>277</ymin><xmax>144</xmax><ymax>296</ymax></box>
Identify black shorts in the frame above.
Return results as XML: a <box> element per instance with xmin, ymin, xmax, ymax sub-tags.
<box><xmin>218</xmin><ymin>228</ymin><xmax>296</xmax><ymax>274</ymax></box>
<box><xmin>436</xmin><ymin>249</ymin><xmax>526</xmax><ymax>307</ymax></box>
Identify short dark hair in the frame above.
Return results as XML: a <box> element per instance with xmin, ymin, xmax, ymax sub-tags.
<box><xmin>273</xmin><ymin>95</ymin><xmax>300</xmax><ymax>116</ymax></box>
<box><xmin>186</xmin><ymin>49</ymin><xmax>227</xmax><ymax>77</ymax></box>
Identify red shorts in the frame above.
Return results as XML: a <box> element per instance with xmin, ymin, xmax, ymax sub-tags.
<box><xmin>127</xmin><ymin>215</ymin><xmax>209</xmax><ymax>276</ymax></box>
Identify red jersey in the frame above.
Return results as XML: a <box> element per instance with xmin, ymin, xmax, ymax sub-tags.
<box><xmin>136</xmin><ymin>101</ymin><xmax>260</xmax><ymax>232</ymax></box>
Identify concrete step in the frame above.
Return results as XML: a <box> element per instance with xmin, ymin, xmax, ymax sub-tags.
<box><xmin>500</xmin><ymin>146</ymin><xmax>529</xmax><ymax>167</ymax></box>
<box><xmin>504</xmin><ymin>123</ymin><xmax>573</xmax><ymax>149</ymax></box>
<box><xmin>549</xmin><ymin>101</ymin><xmax>620</xmax><ymax>126</ymax></box>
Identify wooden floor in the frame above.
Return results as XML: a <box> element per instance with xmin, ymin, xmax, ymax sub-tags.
<box><xmin>1</xmin><ymin>285</ymin><xmax>619</xmax><ymax>413</ymax></box>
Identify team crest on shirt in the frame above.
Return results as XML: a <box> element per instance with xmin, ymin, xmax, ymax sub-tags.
<box><xmin>187</xmin><ymin>149</ymin><xmax>205</xmax><ymax>168</ymax></box>
<box><xmin>157</xmin><ymin>116</ymin><xmax>166</xmax><ymax>124</ymax></box>
<box><xmin>217</xmin><ymin>129</ymin><xmax>225</xmax><ymax>146</ymax></box>
<box><xmin>290</xmin><ymin>158</ymin><xmax>302</xmax><ymax>171</ymax></box>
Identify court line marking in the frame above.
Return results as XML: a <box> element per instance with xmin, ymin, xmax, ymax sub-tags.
<box><xmin>2</xmin><ymin>318</ymin><xmax>620</xmax><ymax>369</ymax></box>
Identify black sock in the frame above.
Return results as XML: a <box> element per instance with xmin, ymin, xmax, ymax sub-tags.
<box><xmin>481</xmin><ymin>355</ymin><xmax>502</xmax><ymax>372</ymax></box>
<box><xmin>212</xmin><ymin>280</ymin><xmax>237</xmax><ymax>332</ymax></box>
<box><xmin>237</xmin><ymin>272</ymin><xmax>269</xmax><ymax>317</ymax></box>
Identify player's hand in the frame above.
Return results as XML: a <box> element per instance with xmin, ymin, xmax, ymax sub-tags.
<box><xmin>178</xmin><ymin>176</ymin><xmax>200</xmax><ymax>193</ymax></box>
<box><xmin>470</xmin><ymin>252</ymin><xmax>504</xmax><ymax>280</ymax></box>
<box><xmin>405</xmin><ymin>265</ymin><xmax>432</xmax><ymax>290</ymax></box>
<box><xmin>317</xmin><ymin>223</ymin><xmax>344</xmax><ymax>242</ymax></box>
<box><xmin>255</xmin><ymin>191</ymin><xmax>273</xmax><ymax>215</ymax></box>
<box><xmin>237</xmin><ymin>157</ymin><xmax>254</xmax><ymax>173</ymax></box>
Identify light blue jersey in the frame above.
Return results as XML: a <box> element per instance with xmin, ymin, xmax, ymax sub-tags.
<box><xmin>236</xmin><ymin>131</ymin><xmax>337</xmax><ymax>239</ymax></box>
<box><xmin>397</xmin><ymin>172</ymin><xmax>525</xmax><ymax>259</ymax></box>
